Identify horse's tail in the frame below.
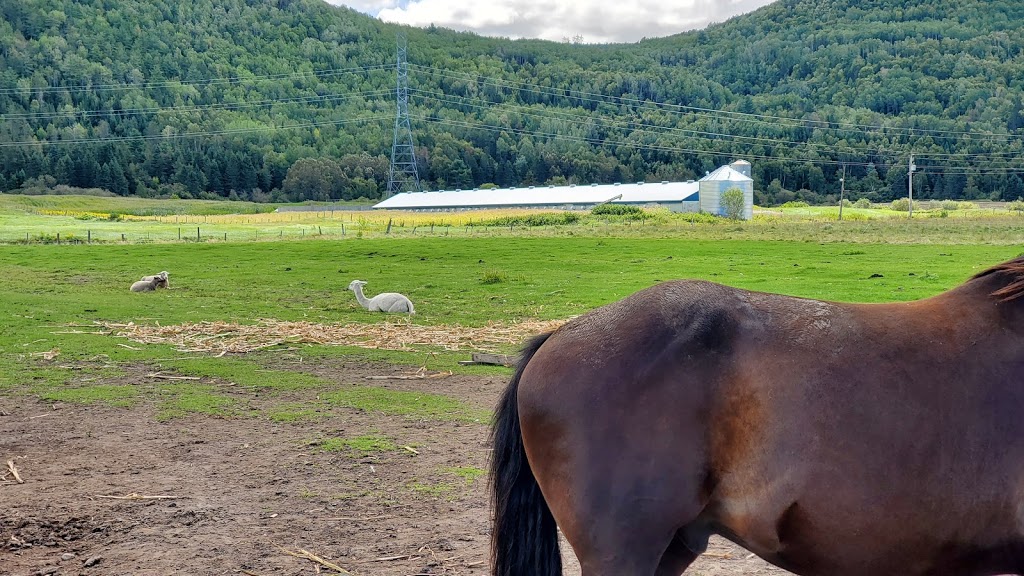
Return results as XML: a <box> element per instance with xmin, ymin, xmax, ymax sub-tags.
<box><xmin>491</xmin><ymin>332</ymin><xmax>562</xmax><ymax>576</ymax></box>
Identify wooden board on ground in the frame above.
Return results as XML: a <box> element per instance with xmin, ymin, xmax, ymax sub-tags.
<box><xmin>458</xmin><ymin>352</ymin><xmax>515</xmax><ymax>366</ymax></box>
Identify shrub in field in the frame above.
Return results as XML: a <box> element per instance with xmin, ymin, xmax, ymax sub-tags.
<box><xmin>682</xmin><ymin>211</ymin><xmax>725</xmax><ymax>224</ymax></box>
<box><xmin>854</xmin><ymin>198</ymin><xmax>872</xmax><ymax>209</ymax></box>
<box><xmin>939</xmin><ymin>200</ymin><xmax>977</xmax><ymax>211</ymax></box>
<box><xmin>1008</xmin><ymin>199</ymin><xmax>1024</xmax><ymax>212</ymax></box>
<box><xmin>475</xmin><ymin>212</ymin><xmax>581</xmax><ymax>227</ymax></box>
<box><xmin>890</xmin><ymin>198</ymin><xmax>910</xmax><ymax>211</ymax></box>
<box><xmin>591</xmin><ymin>204</ymin><xmax>643</xmax><ymax>217</ymax></box>
<box><xmin>779</xmin><ymin>201</ymin><xmax>810</xmax><ymax>208</ymax></box>
<box><xmin>721</xmin><ymin>188</ymin><xmax>746</xmax><ymax>220</ymax></box>
<box><xmin>481</xmin><ymin>269</ymin><xmax>508</xmax><ymax>284</ymax></box>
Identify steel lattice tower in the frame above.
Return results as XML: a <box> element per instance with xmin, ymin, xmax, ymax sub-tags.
<box><xmin>386</xmin><ymin>33</ymin><xmax>421</xmax><ymax>197</ymax></box>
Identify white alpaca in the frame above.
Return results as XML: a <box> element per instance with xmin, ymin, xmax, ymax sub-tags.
<box><xmin>348</xmin><ymin>280</ymin><xmax>415</xmax><ymax>314</ymax></box>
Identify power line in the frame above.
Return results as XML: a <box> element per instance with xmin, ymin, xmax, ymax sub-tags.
<box><xmin>0</xmin><ymin>115</ymin><xmax>392</xmax><ymax>148</ymax></box>
<box><xmin>412</xmin><ymin>114</ymin><xmax>884</xmax><ymax>169</ymax></box>
<box><xmin>412</xmin><ymin>89</ymin><xmax>1024</xmax><ymax>171</ymax></box>
<box><xmin>2</xmin><ymin>90</ymin><xmax>393</xmax><ymax>121</ymax></box>
<box><xmin>409</xmin><ymin>64</ymin><xmax>1024</xmax><ymax>145</ymax></box>
<box><xmin>2</xmin><ymin>61</ymin><xmax>1023</xmax><ymax>174</ymax></box>
<box><xmin>410</xmin><ymin>88</ymin><xmax>902</xmax><ymax>162</ymax></box>
<box><xmin>417</xmin><ymin>113</ymin><xmax>1024</xmax><ymax>174</ymax></box>
<box><xmin>5</xmin><ymin>59</ymin><xmax>1018</xmax><ymax>151</ymax></box>
<box><xmin>0</xmin><ymin>64</ymin><xmax>391</xmax><ymax>96</ymax></box>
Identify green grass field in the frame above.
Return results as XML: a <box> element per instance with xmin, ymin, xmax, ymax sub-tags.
<box><xmin>4</xmin><ymin>192</ymin><xmax>1024</xmax><ymax>245</ymax></box>
<box><xmin>1</xmin><ymin>194</ymin><xmax>1022</xmax><ymax>421</ymax></box>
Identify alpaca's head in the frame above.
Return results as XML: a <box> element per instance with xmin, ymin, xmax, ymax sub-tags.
<box><xmin>348</xmin><ymin>280</ymin><xmax>367</xmax><ymax>291</ymax></box>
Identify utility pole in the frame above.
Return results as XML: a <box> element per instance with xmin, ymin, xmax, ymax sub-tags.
<box><xmin>907</xmin><ymin>153</ymin><xmax>916</xmax><ymax>218</ymax></box>
<box><xmin>386</xmin><ymin>32</ymin><xmax>421</xmax><ymax>198</ymax></box>
<box><xmin>838</xmin><ymin>164</ymin><xmax>846</xmax><ymax>221</ymax></box>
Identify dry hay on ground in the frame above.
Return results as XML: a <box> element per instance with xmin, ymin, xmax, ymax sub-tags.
<box><xmin>95</xmin><ymin>318</ymin><xmax>567</xmax><ymax>355</ymax></box>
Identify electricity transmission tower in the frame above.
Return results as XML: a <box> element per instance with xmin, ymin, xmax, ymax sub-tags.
<box><xmin>386</xmin><ymin>33</ymin><xmax>421</xmax><ymax>197</ymax></box>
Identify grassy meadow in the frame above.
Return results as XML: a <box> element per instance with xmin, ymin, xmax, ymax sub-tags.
<box><xmin>3</xmin><ymin>192</ymin><xmax>1024</xmax><ymax>245</ymax></box>
<box><xmin>1</xmin><ymin>193</ymin><xmax>1022</xmax><ymax>422</ymax></box>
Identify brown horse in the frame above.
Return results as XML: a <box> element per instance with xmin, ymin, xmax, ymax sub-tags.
<box><xmin>491</xmin><ymin>256</ymin><xmax>1024</xmax><ymax>576</ymax></box>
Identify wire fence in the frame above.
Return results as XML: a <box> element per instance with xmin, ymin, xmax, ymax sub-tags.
<box><xmin>0</xmin><ymin>222</ymin><xmax>551</xmax><ymax>244</ymax></box>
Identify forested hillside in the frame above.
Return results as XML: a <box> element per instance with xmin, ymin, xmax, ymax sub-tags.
<box><xmin>2</xmin><ymin>0</ymin><xmax>1024</xmax><ymax>204</ymax></box>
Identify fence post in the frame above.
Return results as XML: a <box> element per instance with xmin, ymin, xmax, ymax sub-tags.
<box><xmin>197</xmin><ymin>227</ymin><xmax>200</xmax><ymax>241</ymax></box>
<box><xmin>178</xmin><ymin>228</ymin><xmax>181</xmax><ymax>240</ymax></box>
<box><xmin>342</xmin><ymin>223</ymin><xmax>345</xmax><ymax>236</ymax></box>
<box><xmin>224</xmin><ymin>233</ymin><xmax>227</xmax><ymax>241</ymax></box>
<box><xmin>87</xmin><ymin>230</ymin><xmax>91</xmax><ymax>243</ymax></box>
<box><xmin>386</xmin><ymin>219</ymin><xmax>392</xmax><ymax>234</ymax></box>
<box><xmin>57</xmin><ymin>232</ymin><xmax>60</xmax><ymax>244</ymax></box>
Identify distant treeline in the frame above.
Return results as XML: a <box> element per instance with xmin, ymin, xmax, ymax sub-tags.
<box><xmin>2</xmin><ymin>0</ymin><xmax>1024</xmax><ymax>205</ymax></box>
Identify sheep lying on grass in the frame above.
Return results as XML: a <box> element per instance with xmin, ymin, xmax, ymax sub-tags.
<box><xmin>141</xmin><ymin>271</ymin><xmax>169</xmax><ymax>288</ymax></box>
<box><xmin>130</xmin><ymin>277</ymin><xmax>162</xmax><ymax>292</ymax></box>
<box><xmin>130</xmin><ymin>271</ymin><xmax>169</xmax><ymax>292</ymax></box>
<box><xmin>348</xmin><ymin>280</ymin><xmax>415</xmax><ymax>314</ymax></box>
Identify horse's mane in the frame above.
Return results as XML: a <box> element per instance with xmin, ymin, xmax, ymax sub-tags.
<box><xmin>970</xmin><ymin>255</ymin><xmax>1024</xmax><ymax>301</ymax></box>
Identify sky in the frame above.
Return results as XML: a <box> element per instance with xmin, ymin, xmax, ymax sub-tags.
<box><xmin>321</xmin><ymin>0</ymin><xmax>777</xmax><ymax>44</ymax></box>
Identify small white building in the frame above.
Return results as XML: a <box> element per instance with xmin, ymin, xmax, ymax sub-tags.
<box><xmin>374</xmin><ymin>161</ymin><xmax>754</xmax><ymax>219</ymax></box>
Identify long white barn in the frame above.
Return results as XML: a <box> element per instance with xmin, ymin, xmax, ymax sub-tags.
<box><xmin>374</xmin><ymin>161</ymin><xmax>754</xmax><ymax>219</ymax></box>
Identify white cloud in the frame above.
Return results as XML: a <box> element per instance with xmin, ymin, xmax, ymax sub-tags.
<box><xmin>323</xmin><ymin>0</ymin><xmax>776</xmax><ymax>43</ymax></box>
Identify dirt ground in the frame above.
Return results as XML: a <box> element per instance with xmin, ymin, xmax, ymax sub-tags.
<box><xmin>1</xmin><ymin>357</ymin><xmax>791</xmax><ymax>576</ymax></box>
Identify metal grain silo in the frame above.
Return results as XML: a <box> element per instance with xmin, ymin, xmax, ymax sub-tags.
<box><xmin>699</xmin><ymin>163</ymin><xmax>754</xmax><ymax>219</ymax></box>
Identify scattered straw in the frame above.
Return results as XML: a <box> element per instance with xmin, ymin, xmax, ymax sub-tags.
<box><xmin>94</xmin><ymin>319</ymin><xmax>566</xmax><ymax>355</ymax></box>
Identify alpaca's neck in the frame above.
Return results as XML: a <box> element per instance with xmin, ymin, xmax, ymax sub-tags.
<box><xmin>352</xmin><ymin>286</ymin><xmax>371</xmax><ymax>309</ymax></box>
